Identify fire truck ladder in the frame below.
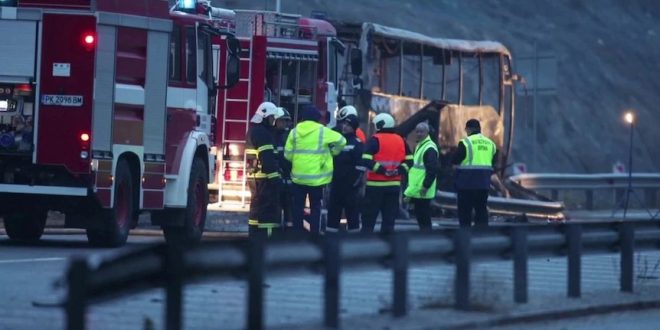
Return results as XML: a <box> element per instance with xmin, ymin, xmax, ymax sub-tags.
<box><xmin>218</xmin><ymin>38</ymin><xmax>253</xmax><ymax>207</ymax></box>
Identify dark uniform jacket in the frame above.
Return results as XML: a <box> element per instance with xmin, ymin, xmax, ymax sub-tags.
<box><xmin>246</xmin><ymin>123</ymin><xmax>279</xmax><ymax>180</ymax></box>
<box><xmin>331</xmin><ymin>132</ymin><xmax>364</xmax><ymax>188</ymax></box>
<box><xmin>451</xmin><ymin>132</ymin><xmax>497</xmax><ymax>190</ymax></box>
<box><xmin>274</xmin><ymin>129</ymin><xmax>292</xmax><ymax>185</ymax></box>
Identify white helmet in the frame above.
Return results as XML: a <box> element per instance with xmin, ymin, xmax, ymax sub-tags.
<box><xmin>372</xmin><ymin>113</ymin><xmax>395</xmax><ymax>131</ymax></box>
<box><xmin>274</xmin><ymin>107</ymin><xmax>291</xmax><ymax>120</ymax></box>
<box><xmin>337</xmin><ymin>105</ymin><xmax>358</xmax><ymax>121</ymax></box>
<box><xmin>250</xmin><ymin>102</ymin><xmax>278</xmax><ymax>123</ymax></box>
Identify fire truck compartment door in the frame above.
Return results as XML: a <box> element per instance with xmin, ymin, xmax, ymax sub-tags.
<box><xmin>0</xmin><ymin>20</ymin><xmax>37</xmax><ymax>83</ymax></box>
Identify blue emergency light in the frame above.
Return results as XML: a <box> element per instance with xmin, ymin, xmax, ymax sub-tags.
<box><xmin>180</xmin><ymin>0</ymin><xmax>195</xmax><ymax>9</ymax></box>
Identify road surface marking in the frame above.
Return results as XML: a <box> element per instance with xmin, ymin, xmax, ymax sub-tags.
<box><xmin>0</xmin><ymin>257</ymin><xmax>65</xmax><ymax>264</ymax></box>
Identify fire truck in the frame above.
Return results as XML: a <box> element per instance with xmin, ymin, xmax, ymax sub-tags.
<box><xmin>0</xmin><ymin>0</ymin><xmax>239</xmax><ymax>246</ymax></box>
<box><xmin>211</xmin><ymin>9</ymin><xmax>344</xmax><ymax>205</ymax></box>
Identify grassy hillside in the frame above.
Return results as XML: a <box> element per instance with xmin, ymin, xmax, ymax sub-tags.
<box><xmin>214</xmin><ymin>0</ymin><xmax>660</xmax><ymax>173</ymax></box>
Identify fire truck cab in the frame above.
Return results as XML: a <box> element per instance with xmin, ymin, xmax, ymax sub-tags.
<box><xmin>0</xmin><ymin>0</ymin><xmax>239</xmax><ymax>246</ymax></box>
<box><xmin>212</xmin><ymin>9</ymin><xmax>344</xmax><ymax>205</ymax></box>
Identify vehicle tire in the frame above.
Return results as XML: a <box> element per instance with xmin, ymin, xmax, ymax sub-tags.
<box><xmin>163</xmin><ymin>157</ymin><xmax>208</xmax><ymax>245</ymax></box>
<box><xmin>4</xmin><ymin>209</ymin><xmax>48</xmax><ymax>242</ymax></box>
<box><xmin>86</xmin><ymin>159</ymin><xmax>135</xmax><ymax>247</ymax></box>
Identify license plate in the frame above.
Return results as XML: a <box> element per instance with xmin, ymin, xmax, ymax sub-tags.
<box><xmin>41</xmin><ymin>94</ymin><xmax>83</xmax><ymax>107</ymax></box>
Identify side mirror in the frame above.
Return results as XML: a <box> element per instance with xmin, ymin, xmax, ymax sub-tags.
<box><xmin>218</xmin><ymin>36</ymin><xmax>241</xmax><ymax>89</ymax></box>
<box><xmin>224</xmin><ymin>55</ymin><xmax>240</xmax><ymax>88</ymax></box>
<box><xmin>227</xmin><ymin>37</ymin><xmax>240</xmax><ymax>57</ymax></box>
<box><xmin>350</xmin><ymin>48</ymin><xmax>362</xmax><ymax>76</ymax></box>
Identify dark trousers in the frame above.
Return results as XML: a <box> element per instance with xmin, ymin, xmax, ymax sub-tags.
<box><xmin>280</xmin><ymin>186</ymin><xmax>293</xmax><ymax>228</ymax></box>
<box><xmin>361</xmin><ymin>186</ymin><xmax>400</xmax><ymax>234</ymax></box>
<box><xmin>292</xmin><ymin>183</ymin><xmax>324</xmax><ymax>234</ymax></box>
<box><xmin>248</xmin><ymin>179</ymin><xmax>281</xmax><ymax>237</ymax></box>
<box><xmin>411</xmin><ymin>198</ymin><xmax>432</xmax><ymax>232</ymax></box>
<box><xmin>457</xmin><ymin>189</ymin><xmax>489</xmax><ymax>227</ymax></box>
<box><xmin>327</xmin><ymin>183</ymin><xmax>360</xmax><ymax>232</ymax></box>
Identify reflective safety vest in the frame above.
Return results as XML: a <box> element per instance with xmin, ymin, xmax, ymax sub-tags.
<box><xmin>455</xmin><ymin>133</ymin><xmax>496</xmax><ymax>190</ymax></box>
<box><xmin>366</xmin><ymin>133</ymin><xmax>406</xmax><ymax>185</ymax></box>
<box><xmin>404</xmin><ymin>135</ymin><xmax>438</xmax><ymax>199</ymax></box>
<box><xmin>356</xmin><ymin>128</ymin><xmax>366</xmax><ymax>143</ymax></box>
<box><xmin>284</xmin><ymin>121</ymin><xmax>346</xmax><ymax>186</ymax></box>
<box><xmin>459</xmin><ymin>134</ymin><xmax>496</xmax><ymax>169</ymax></box>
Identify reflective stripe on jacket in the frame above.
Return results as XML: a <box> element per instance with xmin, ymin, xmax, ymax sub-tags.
<box><xmin>455</xmin><ymin>133</ymin><xmax>496</xmax><ymax>190</ymax></box>
<box><xmin>365</xmin><ymin>132</ymin><xmax>406</xmax><ymax>185</ymax></box>
<box><xmin>284</xmin><ymin>120</ymin><xmax>346</xmax><ymax>186</ymax></box>
<box><xmin>404</xmin><ymin>135</ymin><xmax>438</xmax><ymax>199</ymax></box>
<box><xmin>246</xmin><ymin>123</ymin><xmax>280</xmax><ymax>180</ymax></box>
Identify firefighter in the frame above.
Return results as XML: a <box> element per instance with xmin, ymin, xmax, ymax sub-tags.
<box><xmin>273</xmin><ymin>107</ymin><xmax>294</xmax><ymax>228</ymax></box>
<box><xmin>284</xmin><ymin>106</ymin><xmax>346</xmax><ymax>235</ymax></box>
<box><xmin>327</xmin><ymin>114</ymin><xmax>364</xmax><ymax>233</ymax></box>
<box><xmin>246</xmin><ymin>101</ymin><xmax>281</xmax><ymax>237</ymax></box>
<box><xmin>336</xmin><ymin>105</ymin><xmax>367</xmax><ymax>143</ymax></box>
<box><xmin>452</xmin><ymin>119</ymin><xmax>497</xmax><ymax>227</ymax></box>
<box><xmin>361</xmin><ymin>113</ymin><xmax>413</xmax><ymax>234</ymax></box>
<box><xmin>403</xmin><ymin>122</ymin><xmax>439</xmax><ymax>232</ymax></box>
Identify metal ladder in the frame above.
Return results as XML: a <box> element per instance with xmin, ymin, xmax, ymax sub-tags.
<box><xmin>218</xmin><ymin>38</ymin><xmax>253</xmax><ymax>207</ymax></box>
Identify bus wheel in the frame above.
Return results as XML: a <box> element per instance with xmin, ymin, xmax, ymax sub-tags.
<box><xmin>4</xmin><ymin>209</ymin><xmax>48</xmax><ymax>242</ymax></box>
<box><xmin>87</xmin><ymin>159</ymin><xmax>134</xmax><ymax>247</ymax></box>
<box><xmin>163</xmin><ymin>157</ymin><xmax>208</xmax><ymax>245</ymax></box>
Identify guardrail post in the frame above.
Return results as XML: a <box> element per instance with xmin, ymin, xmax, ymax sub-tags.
<box><xmin>619</xmin><ymin>222</ymin><xmax>634</xmax><ymax>292</ymax></box>
<box><xmin>165</xmin><ymin>244</ymin><xmax>184</xmax><ymax>330</ymax></box>
<box><xmin>614</xmin><ymin>189</ymin><xmax>625</xmax><ymax>208</ymax></box>
<box><xmin>551</xmin><ymin>189</ymin><xmax>559</xmax><ymax>201</ymax></box>
<box><xmin>585</xmin><ymin>190</ymin><xmax>594</xmax><ymax>210</ymax></box>
<box><xmin>644</xmin><ymin>188</ymin><xmax>657</xmax><ymax>208</ymax></box>
<box><xmin>324</xmin><ymin>234</ymin><xmax>341</xmax><ymax>328</ymax></box>
<box><xmin>512</xmin><ymin>227</ymin><xmax>528</xmax><ymax>303</ymax></box>
<box><xmin>66</xmin><ymin>258</ymin><xmax>89</xmax><ymax>330</ymax></box>
<box><xmin>454</xmin><ymin>228</ymin><xmax>471</xmax><ymax>310</ymax></box>
<box><xmin>247</xmin><ymin>236</ymin><xmax>265</xmax><ymax>330</ymax></box>
<box><xmin>392</xmin><ymin>233</ymin><xmax>409</xmax><ymax>317</ymax></box>
<box><xmin>566</xmin><ymin>224</ymin><xmax>582</xmax><ymax>298</ymax></box>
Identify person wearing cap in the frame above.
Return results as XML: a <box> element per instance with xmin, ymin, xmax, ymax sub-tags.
<box><xmin>246</xmin><ymin>102</ymin><xmax>281</xmax><ymax>237</ymax></box>
<box><xmin>361</xmin><ymin>113</ymin><xmax>413</xmax><ymax>234</ymax></box>
<box><xmin>403</xmin><ymin>122</ymin><xmax>439</xmax><ymax>232</ymax></box>
<box><xmin>336</xmin><ymin>105</ymin><xmax>367</xmax><ymax>142</ymax></box>
<box><xmin>452</xmin><ymin>119</ymin><xmax>497</xmax><ymax>227</ymax></box>
<box><xmin>326</xmin><ymin>114</ymin><xmax>364</xmax><ymax>233</ymax></box>
<box><xmin>273</xmin><ymin>107</ymin><xmax>294</xmax><ymax>228</ymax></box>
<box><xmin>284</xmin><ymin>106</ymin><xmax>346</xmax><ymax>235</ymax></box>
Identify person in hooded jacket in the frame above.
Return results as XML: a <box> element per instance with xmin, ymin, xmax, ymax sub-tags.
<box><xmin>246</xmin><ymin>102</ymin><xmax>281</xmax><ymax>237</ymax></box>
<box><xmin>326</xmin><ymin>114</ymin><xmax>364</xmax><ymax>232</ymax></box>
<box><xmin>284</xmin><ymin>106</ymin><xmax>346</xmax><ymax>235</ymax></box>
<box><xmin>273</xmin><ymin>107</ymin><xmax>294</xmax><ymax>228</ymax></box>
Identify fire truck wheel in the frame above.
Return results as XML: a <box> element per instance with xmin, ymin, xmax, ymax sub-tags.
<box><xmin>86</xmin><ymin>159</ymin><xmax>134</xmax><ymax>247</ymax></box>
<box><xmin>163</xmin><ymin>157</ymin><xmax>208</xmax><ymax>245</ymax></box>
<box><xmin>3</xmin><ymin>209</ymin><xmax>48</xmax><ymax>242</ymax></box>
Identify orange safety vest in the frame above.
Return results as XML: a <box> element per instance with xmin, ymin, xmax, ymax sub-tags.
<box><xmin>367</xmin><ymin>133</ymin><xmax>406</xmax><ymax>182</ymax></box>
<box><xmin>356</xmin><ymin>128</ymin><xmax>366</xmax><ymax>143</ymax></box>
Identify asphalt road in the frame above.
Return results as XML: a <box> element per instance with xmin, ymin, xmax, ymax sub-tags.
<box><xmin>495</xmin><ymin>308</ymin><xmax>660</xmax><ymax>330</ymax></box>
<box><xmin>2</xmin><ymin>230</ymin><xmax>659</xmax><ymax>330</ymax></box>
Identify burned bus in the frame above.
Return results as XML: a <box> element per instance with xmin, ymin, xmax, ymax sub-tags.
<box><xmin>335</xmin><ymin>22</ymin><xmax>518</xmax><ymax>184</ymax></box>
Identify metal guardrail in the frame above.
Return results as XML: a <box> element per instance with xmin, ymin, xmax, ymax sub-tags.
<box><xmin>434</xmin><ymin>191</ymin><xmax>565</xmax><ymax>220</ymax></box>
<box><xmin>63</xmin><ymin>221</ymin><xmax>660</xmax><ymax>330</ymax></box>
<box><xmin>509</xmin><ymin>173</ymin><xmax>660</xmax><ymax>210</ymax></box>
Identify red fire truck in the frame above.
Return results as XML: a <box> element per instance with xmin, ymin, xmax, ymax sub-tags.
<box><xmin>211</xmin><ymin>9</ymin><xmax>344</xmax><ymax>205</ymax></box>
<box><xmin>0</xmin><ymin>0</ymin><xmax>239</xmax><ymax>246</ymax></box>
